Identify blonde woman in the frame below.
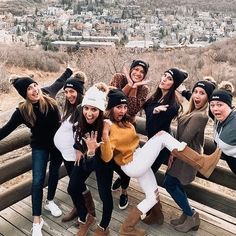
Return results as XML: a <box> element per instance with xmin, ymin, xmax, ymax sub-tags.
<box><xmin>164</xmin><ymin>80</ymin><xmax>216</xmax><ymax>233</ymax></box>
<box><xmin>0</xmin><ymin>68</ymin><xmax>72</xmax><ymax>236</ymax></box>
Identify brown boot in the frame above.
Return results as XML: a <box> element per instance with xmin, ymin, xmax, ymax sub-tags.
<box><xmin>170</xmin><ymin>213</ymin><xmax>187</xmax><ymax>226</ymax></box>
<box><xmin>61</xmin><ymin>207</ymin><xmax>77</xmax><ymax>222</ymax></box>
<box><xmin>119</xmin><ymin>207</ymin><xmax>146</xmax><ymax>236</ymax></box>
<box><xmin>171</xmin><ymin>147</ymin><xmax>221</xmax><ymax>178</ymax></box>
<box><xmin>93</xmin><ymin>225</ymin><xmax>110</xmax><ymax>236</ymax></box>
<box><xmin>83</xmin><ymin>190</ymin><xmax>96</xmax><ymax>217</ymax></box>
<box><xmin>77</xmin><ymin>214</ymin><xmax>96</xmax><ymax>236</ymax></box>
<box><xmin>174</xmin><ymin>211</ymin><xmax>200</xmax><ymax>233</ymax></box>
<box><xmin>142</xmin><ymin>201</ymin><xmax>164</xmax><ymax>225</ymax></box>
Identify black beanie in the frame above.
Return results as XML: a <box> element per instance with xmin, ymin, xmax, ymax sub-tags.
<box><xmin>64</xmin><ymin>76</ymin><xmax>84</xmax><ymax>95</ymax></box>
<box><xmin>210</xmin><ymin>89</ymin><xmax>233</xmax><ymax>108</ymax></box>
<box><xmin>165</xmin><ymin>68</ymin><xmax>188</xmax><ymax>89</ymax></box>
<box><xmin>107</xmin><ymin>88</ymin><xmax>128</xmax><ymax>110</ymax></box>
<box><xmin>12</xmin><ymin>77</ymin><xmax>37</xmax><ymax>99</ymax></box>
<box><xmin>130</xmin><ymin>60</ymin><xmax>149</xmax><ymax>77</ymax></box>
<box><xmin>192</xmin><ymin>80</ymin><xmax>216</xmax><ymax>99</ymax></box>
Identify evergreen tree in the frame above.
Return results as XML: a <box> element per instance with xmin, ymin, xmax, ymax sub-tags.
<box><xmin>16</xmin><ymin>26</ymin><xmax>21</xmax><ymax>36</ymax></box>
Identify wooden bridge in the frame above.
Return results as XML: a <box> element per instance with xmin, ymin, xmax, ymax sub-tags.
<box><xmin>0</xmin><ymin>117</ymin><xmax>236</xmax><ymax>236</ymax></box>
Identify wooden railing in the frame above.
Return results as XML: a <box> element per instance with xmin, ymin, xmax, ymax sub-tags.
<box><xmin>0</xmin><ymin>117</ymin><xmax>236</xmax><ymax>219</ymax></box>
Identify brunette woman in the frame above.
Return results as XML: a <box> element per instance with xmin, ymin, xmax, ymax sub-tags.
<box><xmin>99</xmin><ymin>88</ymin><xmax>220</xmax><ymax>236</ymax></box>
<box><xmin>54</xmin><ymin>71</ymin><xmax>96</xmax><ymax>222</ymax></box>
<box><xmin>67</xmin><ymin>83</ymin><xmax>112</xmax><ymax>236</ymax></box>
<box><xmin>109</xmin><ymin>59</ymin><xmax>149</xmax><ymax>209</ymax></box>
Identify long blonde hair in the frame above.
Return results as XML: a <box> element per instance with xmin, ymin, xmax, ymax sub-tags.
<box><xmin>184</xmin><ymin>96</ymin><xmax>208</xmax><ymax>115</ymax></box>
<box><xmin>19</xmin><ymin>91</ymin><xmax>58</xmax><ymax>127</ymax></box>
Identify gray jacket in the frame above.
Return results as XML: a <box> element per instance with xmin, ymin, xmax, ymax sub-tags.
<box><xmin>214</xmin><ymin>109</ymin><xmax>236</xmax><ymax>158</ymax></box>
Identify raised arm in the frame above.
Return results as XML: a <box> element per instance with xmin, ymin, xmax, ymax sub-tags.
<box><xmin>0</xmin><ymin>109</ymin><xmax>25</xmax><ymax>140</ymax></box>
<box><xmin>42</xmin><ymin>67</ymin><xmax>73</xmax><ymax>98</ymax></box>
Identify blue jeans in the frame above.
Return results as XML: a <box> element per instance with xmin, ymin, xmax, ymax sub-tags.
<box><xmin>31</xmin><ymin>147</ymin><xmax>62</xmax><ymax>216</ymax></box>
<box><xmin>164</xmin><ymin>174</ymin><xmax>193</xmax><ymax>216</ymax></box>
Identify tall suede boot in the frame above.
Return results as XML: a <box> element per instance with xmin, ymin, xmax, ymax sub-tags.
<box><xmin>119</xmin><ymin>207</ymin><xmax>146</xmax><ymax>236</ymax></box>
<box><xmin>141</xmin><ymin>201</ymin><xmax>164</xmax><ymax>225</ymax></box>
<box><xmin>93</xmin><ymin>225</ymin><xmax>110</xmax><ymax>236</ymax></box>
<box><xmin>170</xmin><ymin>213</ymin><xmax>187</xmax><ymax>226</ymax></box>
<box><xmin>61</xmin><ymin>206</ymin><xmax>77</xmax><ymax>222</ymax></box>
<box><xmin>77</xmin><ymin>214</ymin><xmax>96</xmax><ymax>236</ymax></box>
<box><xmin>171</xmin><ymin>147</ymin><xmax>221</xmax><ymax>178</ymax></box>
<box><xmin>83</xmin><ymin>190</ymin><xmax>96</xmax><ymax>217</ymax></box>
<box><xmin>174</xmin><ymin>211</ymin><xmax>200</xmax><ymax>233</ymax></box>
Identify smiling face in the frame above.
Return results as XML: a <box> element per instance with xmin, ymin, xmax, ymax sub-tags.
<box><xmin>64</xmin><ymin>87</ymin><xmax>78</xmax><ymax>105</ymax></box>
<box><xmin>83</xmin><ymin>105</ymin><xmax>100</xmax><ymax>124</ymax></box>
<box><xmin>192</xmin><ymin>87</ymin><xmax>208</xmax><ymax>109</ymax></box>
<box><xmin>113</xmin><ymin>104</ymin><xmax>128</xmax><ymax>122</ymax></box>
<box><xmin>26</xmin><ymin>83</ymin><xmax>41</xmax><ymax>103</ymax></box>
<box><xmin>130</xmin><ymin>66</ymin><xmax>145</xmax><ymax>83</ymax></box>
<box><xmin>209</xmin><ymin>101</ymin><xmax>232</xmax><ymax>122</ymax></box>
<box><xmin>158</xmin><ymin>72</ymin><xmax>174</xmax><ymax>91</ymax></box>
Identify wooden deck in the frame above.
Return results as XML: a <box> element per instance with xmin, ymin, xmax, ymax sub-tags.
<box><xmin>1</xmin><ymin>173</ymin><xmax>236</xmax><ymax>236</ymax></box>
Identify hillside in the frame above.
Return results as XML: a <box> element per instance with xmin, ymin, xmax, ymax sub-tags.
<box><xmin>1</xmin><ymin>37</ymin><xmax>236</xmax><ymax>95</ymax></box>
<box><xmin>0</xmin><ymin>0</ymin><xmax>54</xmax><ymax>14</ymax></box>
<box><xmin>1</xmin><ymin>0</ymin><xmax>236</xmax><ymax>15</ymax></box>
<box><xmin>0</xmin><ymin>37</ymin><xmax>236</xmax><ymax>114</ymax></box>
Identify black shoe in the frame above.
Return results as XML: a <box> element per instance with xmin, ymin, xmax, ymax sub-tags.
<box><xmin>119</xmin><ymin>194</ymin><xmax>129</xmax><ymax>210</ymax></box>
<box><xmin>111</xmin><ymin>177</ymin><xmax>121</xmax><ymax>191</ymax></box>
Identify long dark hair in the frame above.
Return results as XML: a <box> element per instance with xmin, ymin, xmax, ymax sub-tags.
<box><xmin>145</xmin><ymin>84</ymin><xmax>182</xmax><ymax>115</ymax></box>
<box><xmin>105</xmin><ymin>108</ymin><xmax>132</xmax><ymax>128</ymax></box>
<box><xmin>61</xmin><ymin>92</ymin><xmax>83</xmax><ymax>123</ymax></box>
<box><xmin>74</xmin><ymin>107</ymin><xmax>104</xmax><ymax>153</ymax></box>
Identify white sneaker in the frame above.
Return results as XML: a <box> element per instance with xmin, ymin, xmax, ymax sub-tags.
<box><xmin>44</xmin><ymin>200</ymin><xmax>62</xmax><ymax>217</ymax></box>
<box><xmin>31</xmin><ymin>218</ymin><xmax>44</xmax><ymax>236</ymax></box>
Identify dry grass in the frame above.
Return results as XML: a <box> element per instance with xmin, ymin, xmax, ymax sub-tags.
<box><xmin>0</xmin><ymin>43</ymin><xmax>67</xmax><ymax>73</ymax></box>
<box><xmin>1</xmin><ymin>37</ymin><xmax>236</xmax><ymax>93</ymax></box>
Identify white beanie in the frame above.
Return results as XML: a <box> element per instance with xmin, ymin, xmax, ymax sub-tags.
<box><xmin>81</xmin><ymin>85</ymin><xmax>107</xmax><ymax>111</ymax></box>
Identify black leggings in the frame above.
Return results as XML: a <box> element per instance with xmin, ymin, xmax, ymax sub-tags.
<box><xmin>67</xmin><ymin>156</ymin><xmax>113</xmax><ymax>228</ymax></box>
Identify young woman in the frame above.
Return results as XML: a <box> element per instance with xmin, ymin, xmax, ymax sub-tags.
<box><xmin>109</xmin><ymin>59</ymin><xmax>149</xmax><ymax>209</ymax></box>
<box><xmin>110</xmin><ymin>59</ymin><xmax>149</xmax><ymax>122</ymax></box>
<box><xmin>53</xmin><ymin>71</ymin><xmax>96</xmax><ymax>222</ymax></box>
<box><xmin>164</xmin><ymin>80</ymin><xmax>216</xmax><ymax>233</ymax></box>
<box><xmin>67</xmin><ymin>83</ymin><xmax>112</xmax><ymax>236</ymax></box>
<box><xmin>99</xmin><ymin>88</ymin><xmax>221</xmax><ymax>236</ymax></box>
<box><xmin>143</xmin><ymin>68</ymin><xmax>188</xmax><ymax>171</ymax></box>
<box><xmin>0</xmin><ymin>68</ymin><xmax>72</xmax><ymax>236</ymax></box>
<box><xmin>209</xmin><ymin>84</ymin><xmax>236</xmax><ymax>174</ymax></box>
<box><xmin>140</xmin><ymin>68</ymin><xmax>188</xmax><ymax>224</ymax></box>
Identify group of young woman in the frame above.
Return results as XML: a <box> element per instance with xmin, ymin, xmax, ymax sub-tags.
<box><xmin>0</xmin><ymin>59</ymin><xmax>235</xmax><ymax>236</ymax></box>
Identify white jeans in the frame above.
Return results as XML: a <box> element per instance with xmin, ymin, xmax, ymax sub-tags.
<box><xmin>121</xmin><ymin>131</ymin><xmax>184</xmax><ymax>214</ymax></box>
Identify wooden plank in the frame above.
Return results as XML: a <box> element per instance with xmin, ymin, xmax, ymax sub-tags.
<box><xmin>155</xmin><ymin>171</ymin><xmax>236</xmax><ymax>218</ymax></box>
<box><xmin>0</xmin><ymin>207</ymin><xmax>50</xmax><ymax>236</ymax></box>
<box><xmin>0</xmin><ymin>166</ymin><xmax>67</xmax><ymax>211</ymax></box>
<box><xmin>87</xmin><ymin>173</ymin><xmax>236</xmax><ymax>235</ymax></box>
<box><xmin>1</xmin><ymin>175</ymin><xmax>235</xmax><ymax>236</ymax></box>
<box><xmin>129</xmin><ymin>177</ymin><xmax>236</xmax><ymax>236</ymax></box>
<box><xmin>21</xmin><ymin>189</ymin><xmax>77</xmax><ymax>230</ymax></box>
<box><xmin>85</xmin><ymin>175</ymin><xmax>216</xmax><ymax>236</ymax></box>
<box><xmin>12</xmin><ymin>199</ymin><xmax>73</xmax><ymax>236</ymax></box>
<box><xmin>0</xmin><ymin>216</ymin><xmax>26</xmax><ymax>236</ymax></box>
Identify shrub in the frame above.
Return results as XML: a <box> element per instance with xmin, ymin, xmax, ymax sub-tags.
<box><xmin>0</xmin><ymin>44</ymin><xmax>67</xmax><ymax>72</ymax></box>
<box><xmin>0</xmin><ymin>63</ymin><xmax>10</xmax><ymax>93</ymax></box>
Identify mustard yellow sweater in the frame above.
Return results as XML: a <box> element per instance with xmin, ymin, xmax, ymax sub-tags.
<box><xmin>101</xmin><ymin>122</ymin><xmax>140</xmax><ymax>166</ymax></box>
